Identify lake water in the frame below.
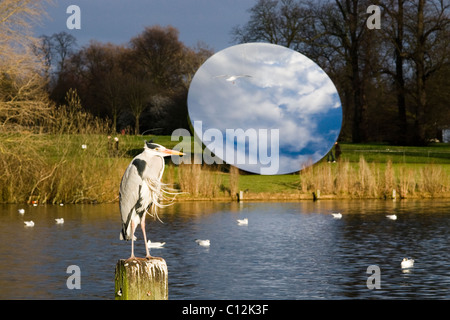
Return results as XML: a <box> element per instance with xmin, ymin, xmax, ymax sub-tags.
<box><xmin>0</xmin><ymin>200</ymin><xmax>449</xmax><ymax>300</ymax></box>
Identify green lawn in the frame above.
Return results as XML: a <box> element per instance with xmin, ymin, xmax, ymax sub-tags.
<box><xmin>228</xmin><ymin>173</ymin><xmax>300</xmax><ymax>193</ymax></box>
<box><xmin>2</xmin><ymin>132</ymin><xmax>449</xmax><ymax>202</ymax></box>
<box><xmin>121</xmin><ymin>137</ymin><xmax>450</xmax><ymax>194</ymax></box>
<box><xmin>339</xmin><ymin>142</ymin><xmax>450</xmax><ymax>164</ymax></box>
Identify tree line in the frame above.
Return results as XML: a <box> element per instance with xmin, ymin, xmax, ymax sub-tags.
<box><xmin>38</xmin><ymin>26</ymin><xmax>213</xmax><ymax>135</ymax></box>
<box><xmin>2</xmin><ymin>0</ymin><xmax>450</xmax><ymax>145</ymax></box>
<box><xmin>232</xmin><ymin>0</ymin><xmax>450</xmax><ymax>145</ymax></box>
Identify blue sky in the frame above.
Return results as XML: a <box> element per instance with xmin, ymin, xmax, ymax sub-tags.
<box><xmin>33</xmin><ymin>0</ymin><xmax>255</xmax><ymax>51</ymax></box>
<box><xmin>33</xmin><ymin>1</ymin><xmax>343</xmax><ymax>175</ymax></box>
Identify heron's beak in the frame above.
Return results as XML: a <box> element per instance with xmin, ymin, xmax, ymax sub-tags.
<box><xmin>163</xmin><ymin>148</ymin><xmax>185</xmax><ymax>156</ymax></box>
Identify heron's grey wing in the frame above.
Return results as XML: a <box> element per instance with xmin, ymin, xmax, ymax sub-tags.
<box><xmin>119</xmin><ymin>161</ymin><xmax>142</xmax><ymax>239</ymax></box>
<box><xmin>137</xmin><ymin>154</ymin><xmax>165</xmax><ymax>220</ymax></box>
<box><xmin>140</xmin><ymin>154</ymin><xmax>165</xmax><ymax>181</ymax></box>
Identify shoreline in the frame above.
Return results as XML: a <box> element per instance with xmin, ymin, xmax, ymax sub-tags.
<box><xmin>2</xmin><ymin>192</ymin><xmax>450</xmax><ymax>205</ymax></box>
<box><xmin>1</xmin><ymin>133</ymin><xmax>449</xmax><ymax>205</ymax></box>
<box><xmin>174</xmin><ymin>192</ymin><xmax>450</xmax><ymax>202</ymax></box>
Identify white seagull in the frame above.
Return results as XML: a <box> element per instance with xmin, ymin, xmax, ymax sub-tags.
<box><xmin>24</xmin><ymin>221</ymin><xmax>35</xmax><ymax>227</ymax></box>
<box><xmin>401</xmin><ymin>258</ymin><xmax>414</xmax><ymax>269</ymax></box>
<box><xmin>331</xmin><ymin>212</ymin><xmax>342</xmax><ymax>219</ymax></box>
<box><xmin>237</xmin><ymin>218</ymin><xmax>248</xmax><ymax>225</ymax></box>
<box><xmin>195</xmin><ymin>239</ymin><xmax>210</xmax><ymax>247</ymax></box>
<box><xmin>213</xmin><ymin>74</ymin><xmax>252</xmax><ymax>84</ymax></box>
<box><xmin>55</xmin><ymin>218</ymin><xmax>64</xmax><ymax>224</ymax></box>
<box><xmin>18</xmin><ymin>208</ymin><xmax>25</xmax><ymax>215</ymax></box>
<box><xmin>147</xmin><ymin>240</ymin><xmax>166</xmax><ymax>248</ymax></box>
<box><xmin>386</xmin><ymin>214</ymin><xmax>397</xmax><ymax>220</ymax></box>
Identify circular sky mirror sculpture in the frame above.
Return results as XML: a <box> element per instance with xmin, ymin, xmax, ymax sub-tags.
<box><xmin>187</xmin><ymin>43</ymin><xmax>342</xmax><ymax>175</ymax></box>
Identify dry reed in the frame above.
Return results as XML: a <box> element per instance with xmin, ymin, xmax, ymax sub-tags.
<box><xmin>299</xmin><ymin>157</ymin><xmax>450</xmax><ymax>199</ymax></box>
<box><xmin>177</xmin><ymin>162</ymin><xmax>223</xmax><ymax>198</ymax></box>
<box><xmin>0</xmin><ymin>88</ymin><xmax>119</xmax><ymax>203</ymax></box>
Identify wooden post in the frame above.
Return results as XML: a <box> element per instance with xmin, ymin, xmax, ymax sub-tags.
<box><xmin>115</xmin><ymin>258</ymin><xmax>168</xmax><ymax>300</ymax></box>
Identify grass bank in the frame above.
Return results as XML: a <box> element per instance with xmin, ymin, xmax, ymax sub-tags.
<box><xmin>1</xmin><ymin>134</ymin><xmax>449</xmax><ymax>203</ymax></box>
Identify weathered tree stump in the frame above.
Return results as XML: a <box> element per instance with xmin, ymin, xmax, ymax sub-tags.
<box><xmin>115</xmin><ymin>258</ymin><xmax>168</xmax><ymax>300</ymax></box>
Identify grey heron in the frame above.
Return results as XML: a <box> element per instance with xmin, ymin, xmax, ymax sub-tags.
<box><xmin>119</xmin><ymin>141</ymin><xmax>184</xmax><ymax>260</ymax></box>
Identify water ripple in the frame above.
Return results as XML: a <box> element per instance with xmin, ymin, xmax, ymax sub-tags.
<box><xmin>0</xmin><ymin>200</ymin><xmax>449</xmax><ymax>299</ymax></box>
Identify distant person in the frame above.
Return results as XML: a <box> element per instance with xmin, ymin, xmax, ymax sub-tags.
<box><xmin>335</xmin><ymin>142</ymin><xmax>341</xmax><ymax>160</ymax></box>
<box><xmin>327</xmin><ymin>142</ymin><xmax>340</xmax><ymax>163</ymax></box>
<box><xmin>327</xmin><ymin>148</ymin><xmax>336</xmax><ymax>163</ymax></box>
<box><xmin>114</xmin><ymin>136</ymin><xmax>119</xmax><ymax>156</ymax></box>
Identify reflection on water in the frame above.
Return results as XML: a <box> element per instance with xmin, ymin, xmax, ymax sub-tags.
<box><xmin>0</xmin><ymin>200</ymin><xmax>449</xmax><ymax>299</ymax></box>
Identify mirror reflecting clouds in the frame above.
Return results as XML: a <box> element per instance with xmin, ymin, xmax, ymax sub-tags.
<box><xmin>187</xmin><ymin>43</ymin><xmax>342</xmax><ymax>175</ymax></box>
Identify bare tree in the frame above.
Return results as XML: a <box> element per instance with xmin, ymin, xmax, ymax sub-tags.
<box><xmin>377</xmin><ymin>0</ymin><xmax>409</xmax><ymax>143</ymax></box>
<box><xmin>232</xmin><ymin>0</ymin><xmax>314</xmax><ymax>51</ymax></box>
<box><xmin>406</xmin><ymin>0</ymin><xmax>450</xmax><ymax>144</ymax></box>
<box><xmin>180</xmin><ymin>42</ymin><xmax>214</xmax><ymax>89</ymax></box>
<box><xmin>123</xmin><ymin>73</ymin><xmax>151</xmax><ymax>135</ymax></box>
<box><xmin>324</xmin><ymin>0</ymin><xmax>373</xmax><ymax>143</ymax></box>
<box><xmin>232</xmin><ymin>0</ymin><xmax>281</xmax><ymax>44</ymax></box>
<box><xmin>50</xmin><ymin>32</ymin><xmax>78</xmax><ymax>75</ymax></box>
<box><xmin>130</xmin><ymin>25</ymin><xmax>185</xmax><ymax>91</ymax></box>
<box><xmin>0</xmin><ymin>0</ymin><xmax>52</xmax><ymax>130</ymax></box>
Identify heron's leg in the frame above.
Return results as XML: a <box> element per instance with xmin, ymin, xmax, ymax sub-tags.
<box><xmin>129</xmin><ymin>220</ymin><xmax>136</xmax><ymax>260</ymax></box>
<box><xmin>141</xmin><ymin>216</ymin><xmax>164</xmax><ymax>261</ymax></box>
<box><xmin>140</xmin><ymin>215</ymin><xmax>151</xmax><ymax>258</ymax></box>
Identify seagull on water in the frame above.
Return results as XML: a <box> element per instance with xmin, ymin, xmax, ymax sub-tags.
<box><xmin>386</xmin><ymin>214</ymin><xmax>397</xmax><ymax>220</ymax></box>
<box><xmin>237</xmin><ymin>218</ymin><xmax>248</xmax><ymax>225</ymax></box>
<box><xmin>24</xmin><ymin>221</ymin><xmax>35</xmax><ymax>227</ymax></box>
<box><xmin>55</xmin><ymin>218</ymin><xmax>64</xmax><ymax>224</ymax></box>
<box><xmin>331</xmin><ymin>212</ymin><xmax>342</xmax><ymax>219</ymax></box>
<box><xmin>18</xmin><ymin>208</ymin><xmax>25</xmax><ymax>215</ymax></box>
<box><xmin>401</xmin><ymin>258</ymin><xmax>414</xmax><ymax>269</ymax></box>
<box><xmin>147</xmin><ymin>240</ymin><xmax>166</xmax><ymax>248</ymax></box>
<box><xmin>195</xmin><ymin>239</ymin><xmax>210</xmax><ymax>247</ymax></box>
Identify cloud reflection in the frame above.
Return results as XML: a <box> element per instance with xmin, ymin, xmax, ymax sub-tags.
<box><xmin>187</xmin><ymin>43</ymin><xmax>342</xmax><ymax>174</ymax></box>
